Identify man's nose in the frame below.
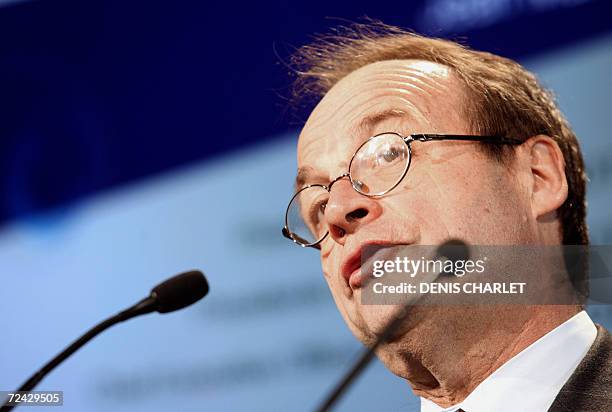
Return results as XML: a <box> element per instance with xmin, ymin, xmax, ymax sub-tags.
<box><xmin>324</xmin><ymin>179</ymin><xmax>382</xmax><ymax>245</ymax></box>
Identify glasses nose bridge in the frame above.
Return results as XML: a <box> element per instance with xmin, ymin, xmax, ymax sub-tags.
<box><xmin>327</xmin><ymin>172</ymin><xmax>351</xmax><ymax>192</ymax></box>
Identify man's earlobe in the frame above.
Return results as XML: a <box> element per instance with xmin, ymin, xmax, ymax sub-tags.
<box><xmin>526</xmin><ymin>135</ymin><xmax>568</xmax><ymax>218</ymax></box>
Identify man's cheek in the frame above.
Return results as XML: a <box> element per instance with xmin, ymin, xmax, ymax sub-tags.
<box><xmin>320</xmin><ymin>262</ymin><xmax>337</xmax><ymax>284</ymax></box>
<box><xmin>321</xmin><ymin>248</ymin><xmax>341</xmax><ymax>276</ymax></box>
<box><xmin>322</xmin><ymin>259</ymin><xmax>347</xmax><ymax>299</ymax></box>
<box><xmin>319</xmin><ymin>248</ymin><xmax>332</xmax><ymax>280</ymax></box>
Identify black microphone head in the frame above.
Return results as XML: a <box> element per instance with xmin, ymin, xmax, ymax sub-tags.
<box><xmin>436</xmin><ymin>239</ymin><xmax>470</xmax><ymax>262</ymax></box>
<box><xmin>151</xmin><ymin>270</ymin><xmax>209</xmax><ymax>313</ymax></box>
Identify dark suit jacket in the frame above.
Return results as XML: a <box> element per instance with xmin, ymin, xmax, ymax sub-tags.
<box><xmin>548</xmin><ymin>324</ymin><xmax>612</xmax><ymax>411</ymax></box>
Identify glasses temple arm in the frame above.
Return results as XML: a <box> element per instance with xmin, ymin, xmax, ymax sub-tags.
<box><xmin>411</xmin><ymin>134</ymin><xmax>522</xmax><ymax>145</ymax></box>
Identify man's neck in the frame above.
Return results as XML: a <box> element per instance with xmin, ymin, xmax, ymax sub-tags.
<box><xmin>386</xmin><ymin>306</ymin><xmax>580</xmax><ymax>408</ymax></box>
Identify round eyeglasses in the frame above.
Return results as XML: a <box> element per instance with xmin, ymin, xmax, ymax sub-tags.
<box><xmin>282</xmin><ymin>132</ymin><xmax>522</xmax><ymax>248</ymax></box>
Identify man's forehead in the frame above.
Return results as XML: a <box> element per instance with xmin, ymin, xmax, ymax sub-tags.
<box><xmin>296</xmin><ymin>59</ymin><xmax>466</xmax><ymax>187</ymax></box>
<box><xmin>344</xmin><ymin>59</ymin><xmax>453</xmax><ymax>85</ymax></box>
<box><xmin>300</xmin><ymin>59</ymin><xmax>461</xmax><ymax>139</ymax></box>
<box><xmin>312</xmin><ymin>59</ymin><xmax>454</xmax><ymax>112</ymax></box>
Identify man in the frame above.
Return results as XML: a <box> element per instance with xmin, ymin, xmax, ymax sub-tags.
<box><xmin>281</xmin><ymin>22</ymin><xmax>611</xmax><ymax>411</ymax></box>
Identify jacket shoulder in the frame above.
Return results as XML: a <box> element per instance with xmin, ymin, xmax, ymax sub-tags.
<box><xmin>549</xmin><ymin>324</ymin><xmax>612</xmax><ymax>412</ymax></box>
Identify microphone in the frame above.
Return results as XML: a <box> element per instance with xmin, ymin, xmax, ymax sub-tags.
<box><xmin>1</xmin><ymin>270</ymin><xmax>209</xmax><ymax>412</ymax></box>
<box><xmin>315</xmin><ymin>241</ymin><xmax>469</xmax><ymax>412</ymax></box>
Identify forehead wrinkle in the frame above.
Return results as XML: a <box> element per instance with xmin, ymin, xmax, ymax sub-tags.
<box><xmin>351</xmin><ymin>64</ymin><xmax>453</xmax><ymax>92</ymax></box>
<box><xmin>362</xmin><ymin>59</ymin><xmax>452</xmax><ymax>82</ymax></box>
<box><xmin>354</xmin><ymin>78</ymin><xmax>429</xmax><ymax>98</ymax></box>
<box><xmin>344</xmin><ymin>89</ymin><xmax>435</xmax><ymax>133</ymax></box>
<box><xmin>337</xmin><ymin>86</ymin><xmax>433</xmax><ymax>123</ymax></box>
<box><xmin>300</xmin><ymin>87</ymin><xmax>439</xmax><ymax>166</ymax></box>
<box><xmin>394</xmin><ymin>65</ymin><xmax>452</xmax><ymax>83</ymax></box>
<box><xmin>357</xmin><ymin>68</ymin><xmax>451</xmax><ymax>87</ymax></box>
<box><xmin>393</xmin><ymin>74</ymin><xmax>451</xmax><ymax>96</ymax></box>
<box><xmin>338</xmin><ymin>76</ymin><xmax>444</xmax><ymax>99</ymax></box>
<box><xmin>310</xmin><ymin>67</ymin><xmax>454</xmax><ymax>132</ymax></box>
<box><xmin>332</xmin><ymin>76</ymin><xmax>454</xmax><ymax>131</ymax></box>
<box><xmin>346</xmin><ymin>104</ymin><xmax>429</xmax><ymax>139</ymax></box>
<box><xmin>350</xmin><ymin>77</ymin><xmax>452</xmax><ymax>109</ymax></box>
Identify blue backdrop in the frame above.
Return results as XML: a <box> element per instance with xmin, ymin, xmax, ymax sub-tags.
<box><xmin>0</xmin><ymin>0</ymin><xmax>611</xmax><ymax>223</ymax></box>
<box><xmin>1</xmin><ymin>1</ymin><xmax>611</xmax><ymax>411</ymax></box>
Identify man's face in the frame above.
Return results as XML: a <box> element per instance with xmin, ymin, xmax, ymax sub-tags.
<box><xmin>296</xmin><ymin>60</ymin><xmax>537</xmax><ymax>348</ymax></box>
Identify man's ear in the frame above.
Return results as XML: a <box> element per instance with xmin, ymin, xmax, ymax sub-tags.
<box><xmin>524</xmin><ymin>135</ymin><xmax>568</xmax><ymax>219</ymax></box>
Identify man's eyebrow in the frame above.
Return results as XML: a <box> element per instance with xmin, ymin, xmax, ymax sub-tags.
<box><xmin>295</xmin><ymin>166</ymin><xmax>330</xmax><ymax>190</ymax></box>
<box><xmin>295</xmin><ymin>167</ymin><xmax>317</xmax><ymax>190</ymax></box>
<box><xmin>353</xmin><ymin>108</ymin><xmax>410</xmax><ymax>137</ymax></box>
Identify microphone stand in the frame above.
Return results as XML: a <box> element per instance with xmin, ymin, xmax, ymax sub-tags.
<box><xmin>1</xmin><ymin>270</ymin><xmax>208</xmax><ymax>412</ymax></box>
<box><xmin>315</xmin><ymin>304</ymin><xmax>411</xmax><ymax>412</ymax></box>
<box><xmin>1</xmin><ymin>297</ymin><xmax>157</xmax><ymax>412</ymax></box>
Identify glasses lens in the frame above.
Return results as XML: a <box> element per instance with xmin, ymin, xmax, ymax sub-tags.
<box><xmin>350</xmin><ymin>133</ymin><xmax>410</xmax><ymax>195</ymax></box>
<box><xmin>286</xmin><ymin>185</ymin><xmax>330</xmax><ymax>246</ymax></box>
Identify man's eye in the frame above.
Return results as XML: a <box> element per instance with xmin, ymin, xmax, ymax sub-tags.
<box><xmin>306</xmin><ymin>197</ymin><xmax>327</xmax><ymax>228</ymax></box>
<box><xmin>311</xmin><ymin>199</ymin><xmax>327</xmax><ymax>221</ymax></box>
<box><xmin>380</xmin><ymin>147</ymin><xmax>402</xmax><ymax>162</ymax></box>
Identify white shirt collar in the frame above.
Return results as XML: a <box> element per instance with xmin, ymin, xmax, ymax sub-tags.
<box><xmin>420</xmin><ymin>310</ymin><xmax>597</xmax><ymax>412</ymax></box>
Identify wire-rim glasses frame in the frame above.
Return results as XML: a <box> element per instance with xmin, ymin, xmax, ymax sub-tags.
<box><xmin>282</xmin><ymin>132</ymin><xmax>523</xmax><ymax>249</ymax></box>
